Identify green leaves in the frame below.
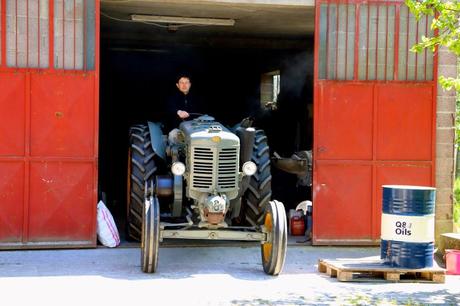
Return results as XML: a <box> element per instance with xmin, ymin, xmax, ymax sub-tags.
<box><xmin>439</xmin><ymin>75</ymin><xmax>460</xmax><ymax>91</ymax></box>
<box><xmin>406</xmin><ymin>0</ymin><xmax>460</xmax><ymax>56</ymax></box>
<box><xmin>406</xmin><ymin>0</ymin><xmax>460</xmax><ymax>91</ymax></box>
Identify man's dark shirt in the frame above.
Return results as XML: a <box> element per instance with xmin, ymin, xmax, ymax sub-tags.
<box><xmin>166</xmin><ymin>90</ymin><xmax>200</xmax><ymax>130</ymax></box>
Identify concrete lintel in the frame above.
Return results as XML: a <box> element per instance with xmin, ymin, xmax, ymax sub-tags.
<box><xmin>102</xmin><ymin>0</ymin><xmax>315</xmax><ymax>8</ymax></box>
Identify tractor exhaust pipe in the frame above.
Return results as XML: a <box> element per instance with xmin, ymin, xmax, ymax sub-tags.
<box><xmin>236</xmin><ymin>127</ymin><xmax>256</xmax><ymax>165</ymax></box>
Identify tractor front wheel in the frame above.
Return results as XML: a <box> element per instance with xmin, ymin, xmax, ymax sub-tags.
<box><xmin>261</xmin><ymin>200</ymin><xmax>287</xmax><ymax>276</ymax></box>
<box><xmin>141</xmin><ymin>191</ymin><xmax>160</xmax><ymax>273</ymax></box>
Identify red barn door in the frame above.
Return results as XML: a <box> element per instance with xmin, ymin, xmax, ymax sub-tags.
<box><xmin>0</xmin><ymin>0</ymin><xmax>99</xmax><ymax>248</ymax></box>
<box><xmin>313</xmin><ymin>0</ymin><xmax>436</xmax><ymax>244</ymax></box>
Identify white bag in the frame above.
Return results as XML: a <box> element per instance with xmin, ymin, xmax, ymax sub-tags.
<box><xmin>96</xmin><ymin>200</ymin><xmax>120</xmax><ymax>247</ymax></box>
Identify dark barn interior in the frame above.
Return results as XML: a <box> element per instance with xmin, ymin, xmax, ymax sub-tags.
<box><xmin>98</xmin><ymin>1</ymin><xmax>315</xmax><ymax>233</ymax></box>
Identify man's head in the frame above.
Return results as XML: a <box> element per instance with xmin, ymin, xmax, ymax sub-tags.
<box><xmin>176</xmin><ymin>75</ymin><xmax>191</xmax><ymax>95</ymax></box>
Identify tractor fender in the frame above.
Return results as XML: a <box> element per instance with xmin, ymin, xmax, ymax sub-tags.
<box><xmin>147</xmin><ymin>121</ymin><xmax>166</xmax><ymax>161</ymax></box>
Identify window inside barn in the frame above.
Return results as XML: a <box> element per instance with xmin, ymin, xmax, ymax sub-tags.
<box><xmin>261</xmin><ymin>70</ymin><xmax>281</xmax><ymax>110</ymax></box>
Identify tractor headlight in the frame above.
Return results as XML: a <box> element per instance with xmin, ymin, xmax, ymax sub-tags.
<box><xmin>171</xmin><ymin>162</ymin><xmax>186</xmax><ymax>176</ymax></box>
<box><xmin>242</xmin><ymin>161</ymin><xmax>257</xmax><ymax>176</ymax></box>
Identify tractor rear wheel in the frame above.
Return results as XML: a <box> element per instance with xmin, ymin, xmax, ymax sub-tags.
<box><xmin>242</xmin><ymin>129</ymin><xmax>272</xmax><ymax>226</ymax></box>
<box><xmin>127</xmin><ymin>124</ymin><xmax>157</xmax><ymax>241</ymax></box>
<box><xmin>261</xmin><ymin>200</ymin><xmax>287</xmax><ymax>276</ymax></box>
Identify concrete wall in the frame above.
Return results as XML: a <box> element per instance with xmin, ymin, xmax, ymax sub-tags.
<box><xmin>436</xmin><ymin>46</ymin><xmax>457</xmax><ymax>240</ymax></box>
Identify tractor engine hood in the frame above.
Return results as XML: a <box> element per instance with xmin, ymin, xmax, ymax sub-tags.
<box><xmin>179</xmin><ymin>115</ymin><xmax>240</xmax><ymax>147</ymax></box>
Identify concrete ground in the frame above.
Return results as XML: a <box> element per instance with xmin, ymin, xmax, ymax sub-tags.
<box><xmin>0</xmin><ymin>244</ymin><xmax>459</xmax><ymax>306</ymax></box>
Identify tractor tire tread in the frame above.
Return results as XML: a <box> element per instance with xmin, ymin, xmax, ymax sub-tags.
<box><xmin>242</xmin><ymin>130</ymin><xmax>272</xmax><ymax>226</ymax></box>
<box><xmin>127</xmin><ymin>124</ymin><xmax>157</xmax><ymax>241</ymax></box>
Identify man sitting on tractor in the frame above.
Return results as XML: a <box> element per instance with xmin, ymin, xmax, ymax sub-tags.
<box><xmin>166</xmin><ymin>73</ymin><xmax>201</xmax><ymax>128</ymax></box>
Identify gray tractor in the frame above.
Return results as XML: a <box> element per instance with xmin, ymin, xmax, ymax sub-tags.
<box><xmin>126</xmin><ymin>115</ymin><xmax>287</xmax><ymax>275</ymax></box>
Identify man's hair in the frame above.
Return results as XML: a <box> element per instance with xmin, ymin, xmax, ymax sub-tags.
<box><xmin>176</xmin><ymin>73</ymin><xmax>191</xmax><ymax>83</ymax></box>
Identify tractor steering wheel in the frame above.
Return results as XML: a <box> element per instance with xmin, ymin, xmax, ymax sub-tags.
<box><xmin>187</xmin><ymin>112</ymin><xmax>205</xmax><ymax>118</ymax></box>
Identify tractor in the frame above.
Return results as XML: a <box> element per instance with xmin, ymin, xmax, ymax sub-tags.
<box><xmin>126</xmin><ymin>114</ymin><xmax>287</xmax><ymax>275</ymax></box>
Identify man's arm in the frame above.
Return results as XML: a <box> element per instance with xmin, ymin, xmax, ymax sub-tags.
<box><xmin>167</xmin><ymin>94</ymin><xmax>189</xmax><ymax>119</ymax></box>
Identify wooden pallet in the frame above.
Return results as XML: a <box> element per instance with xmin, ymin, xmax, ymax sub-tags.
<box><xmin>318</xmin><ymin>257</ymin><xmax>445</xmax><ymax>283</ymax></box>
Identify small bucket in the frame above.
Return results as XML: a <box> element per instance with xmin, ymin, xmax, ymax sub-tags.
<box><xmin>445</xmin><ymin>249</ymin><xmax>460</xmax><ymax>275</ymax></box>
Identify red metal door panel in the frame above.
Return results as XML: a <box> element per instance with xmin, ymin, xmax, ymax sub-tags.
<box><xmin>313</xmin><ymin>0</ymin><xmax>436</xmax><ymax>244</ymax></box>
<box><xmin>376</xmin><ymin>84</ymin><xmax>433</xmax><ymax>161</ymax></box>
<box><xmin>316</xmin><ymin>83</ymin><xmax>374</xmax><ymax>160</ymax></box>
<box><xmin>373</xmin><ymin>163</ymin><xmax>432</xmax><ymax>239</ymax></box>
<box><xmin>30</xmin><ymin>74</ymin><xmax>95</xmax><ymax>157</ymax></box>
<box><xmin>28</xmin><ymin>161</ymin><xmax>95</xmax><ymax>242</ymax></box>
<box><xmin>313</xmin><ymin>163</ymin><xmax>373</xmax><ymax>241</ymax></box>
<box><xmin>0</xmin><ymin>0</ymin><xmax>99</xmax><ymax>249</ymax></box>
<box><xmin>0</xmin><ymin>73</ymin><xmax>25</xmax><ymax>156</ymax></box>
<box><xmin>0</xmin><ymin>162</ymin><xmax>24</xmax><ymax>242</ymax></box>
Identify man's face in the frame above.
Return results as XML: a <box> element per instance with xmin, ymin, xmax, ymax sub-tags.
<box><xmin>176</xmin><ymin>77</ymin><xmax>191</xmax><ymax>94</ymax></box>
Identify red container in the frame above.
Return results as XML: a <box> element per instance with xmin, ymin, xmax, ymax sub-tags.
<box><xmin>290</xmin><ymin>216</ymin><xmax>305</xmax><ymax>236</ymax></box>
<box><xmin>446</xmin><ymin>249</ymin><xmax>460</xmax><ymax>275</ymax></box>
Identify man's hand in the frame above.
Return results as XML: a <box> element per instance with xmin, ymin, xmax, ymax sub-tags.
<box><xmin>177</xmin><ymin>110</ymin><xmax>190</xmax><ymax>119</ymax></box>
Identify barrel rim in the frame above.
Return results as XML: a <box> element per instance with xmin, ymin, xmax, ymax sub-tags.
<box><xmin>382</xmin><ymin>185</ymin><xmax>436</xmax><ymax>191</ymax></box>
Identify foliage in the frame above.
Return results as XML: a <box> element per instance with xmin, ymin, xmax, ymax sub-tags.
<box><xmin>405</xmin><ymin>0</ymin><xmax>460</xmax><ymax>91</ymax></box>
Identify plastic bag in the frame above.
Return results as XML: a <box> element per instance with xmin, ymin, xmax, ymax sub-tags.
<box><xmin>96</xmin><ymin>200</ymin><xmax>120</xmax><ymax>247</ymax></box>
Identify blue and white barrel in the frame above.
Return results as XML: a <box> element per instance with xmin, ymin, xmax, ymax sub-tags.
<box><xmin>380</xmin><ymin>185</ymin><xmax>436</xmax><ymax>269</ymax></box>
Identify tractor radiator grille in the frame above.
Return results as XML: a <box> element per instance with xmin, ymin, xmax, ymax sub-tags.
<box><xmin>191</xmin><ymin>146</ymin><xmax>239</xmax><ymax>191</ymax></box>
<box><xmin>192</xmin><ymin>147</ymin><xmax>213</xmax><ymax>189</ymax></box>
<box><xmin>218</xmin><ymin>148</ymin><xmax>238</xmax><ymax>189</ymax></box>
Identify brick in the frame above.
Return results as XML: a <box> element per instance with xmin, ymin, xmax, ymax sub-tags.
<box><xmin>436</xmin><ymin>181</ymin><xmax>453</xmax><ymax>191</ymax></box>
<box><xmin>435</xmin><ymin>204</ymin><xmax>454</xmax><ymax>220</ymax></box>
<box><xmin>435</xmin><ymin>220</ymin><xmax>454</xmax><ymax>244</ymax></box>
<box><xmin>438</xmin><ymin>63</ymin><xmax>458</xmax><ymax>72</ymax></box>
<box><xmin>436</xmin><ymin>169</ymin><xmax>454</xmax><ymax>186</ymax></box>
<box><xmin>435</xmin><ymin>219</ymin><xmax>454</xmax><ymax>229</ymax></box>
<box><xmin>437</xmin><ymin>59</ymin><xmax>457</xmax><ymax>67</ymax></box>
<box><xmin>436</xmin><ymin>184</ymin><xmax>454</xmax><ymax>195</ymax></box>
<box><xmin>435</xmin><ymin>188</ymin><xmax>453</xmax><ymax>204</ymax></box>
<box><xmin>436</xmin><ymin>143</ymin><xmax>455</xmax><ymax>158</ymax></box>
<box><xmin>436</xmin><ymin>176</ymin><xmax>455</xmax><ymax>189</ymax></box>
<box><xmin>438</xmin><ymin>50</ymin><xmax>458</xmax><ymax>65</ymax></box>
<box><xmin>436</xmin><ymin>70</ymin><xmax>455</xmax><ymax>81</ymax></box>
<box><xmin>437</xmin><ymin>81</ymin><xmax>458</xmax><ymax>95</ymax></box>
<box><xmin>435</xmin><ymin>175</ymin><xmax>454</xmax><ymax>190</ymax></box>
<box><xmin>436</xmin><ymin>170</ymin><xmax>454</xmax><ymax>188</ymax></box>
<box><xmin>436</xmin><ymin>128</ymin><xmax>455</xmax><ymax>144</ymax></box>
<box><xmin>436</xmin><ymin>157</ymin><xmax>454</xmax><ymax>172</ymax></box>
<box><xmin>437</xmin><ymin>96</ymin><xmax>456</xmax><ymax>112</ymax></box>
<box><xmin>435</xmin><ymin>177</ymin><xmax>454</xmax><ymax>190</ymax></box>
<box><xmin>437</xmin><ymin>112</ymin><xmax>455</xmax><ymax>128</ymax></box>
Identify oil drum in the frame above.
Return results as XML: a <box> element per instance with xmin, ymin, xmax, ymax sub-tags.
<box><xmin>380</xmin><ymin>185</ymin><xmax>436</xmax><ymax>269</ymax></box>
